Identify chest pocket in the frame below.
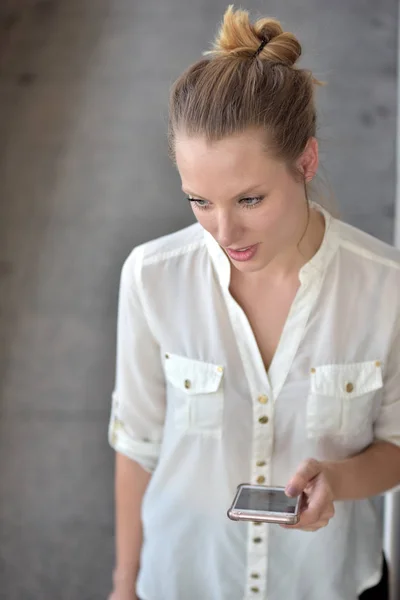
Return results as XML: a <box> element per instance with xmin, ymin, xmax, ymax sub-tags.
<box><xmin>307</xmin><ymin>361</ymin><xmax>383</xmax><ymax>438</ymax></box>
<box><xmin>164</xmin><ymin>353</ymin><xmax>224</xmax><ymax>437</ymax></box>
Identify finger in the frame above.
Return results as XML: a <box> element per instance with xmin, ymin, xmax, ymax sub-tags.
<box><xmin>298</xmin><ymin>501</ymin><xmax>335</xmax><ymax>529</ymax></box>
<box><xmin>279</xmin><ymin>500</ymin><xmax>319</xmax><ymax>530</ymax></box>
<box><xmin>285</xmin><ymin>458</ymin><xmax>321</xmax><ymax>497</ymax></box>
<box><xmin>319</xmin><ymin>506</ymin><xmax>335</xmax><ymax>521</ymax></box>
<box><xmin>289</xmin><ymin>509</ymin><xmax>317</xmax><ymax>529</ymax></box>
<box><xmin>281</xmin><ymin>519</ymin><xmax>330</xmax><ymax>531</ymax></box>
<box><xmin>289</xmin><ymin>496</ymin><xmax>328</xmax><ymax>529</ymax></box>
<box><xmin>302</xmin><ymin>518</ymin><xmax>330</xmax><ymax>531</ymax></box>
<box><xmin>305</xmin><ymin>480</ymin><xmax>333</xmax><ymax>523</ymax></box>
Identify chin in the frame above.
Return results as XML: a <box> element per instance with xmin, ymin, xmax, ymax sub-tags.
<box><xmin>231</xmin><ymin>259</ymin><xmax>266</xmax><ymax>273</ymax></box>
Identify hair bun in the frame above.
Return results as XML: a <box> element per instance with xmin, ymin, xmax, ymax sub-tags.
<box><xmin>204</xmin><ymin>5</ymin><xmax>302</xmax><ymax>67</ymax></box>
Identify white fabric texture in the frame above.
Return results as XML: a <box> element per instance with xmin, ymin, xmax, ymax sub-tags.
<box><xmin>108</xmin><ymin>204</ymin><xmax>400</xmax><ymax>600</ymax></box>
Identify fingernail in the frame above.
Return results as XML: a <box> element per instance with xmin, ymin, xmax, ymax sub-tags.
<box><xmin>285</xmin><ymin>485</ymin><xmax>297</xmax><ymax>497</ymax></box>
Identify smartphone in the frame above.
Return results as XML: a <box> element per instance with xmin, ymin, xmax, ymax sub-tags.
<box><xmin>227</xmin><ymin>484</ymin><xmax>303</xmax><ymax>525</ymax></box>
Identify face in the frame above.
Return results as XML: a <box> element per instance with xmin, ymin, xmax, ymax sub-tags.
<box><xmin>175</xmin><ymin>129</ymin><xmax>318</xmax><ymax>275</ymax></box>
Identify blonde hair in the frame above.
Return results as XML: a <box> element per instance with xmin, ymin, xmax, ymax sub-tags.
<box><xmin>168</xmin><ymin>5</ymin><xmax>324</xmax><ymax>181</ymax></box>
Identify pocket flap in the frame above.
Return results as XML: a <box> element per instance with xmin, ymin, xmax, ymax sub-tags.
<box><xmin>310</xmin><ymin>361</ymin><xmax>383</xmax><ymax>397</ymax></box>
<box><xmin>164</xmin><ymin>353</ymin><xmax>224</xmax><ymax>394</ymax></box>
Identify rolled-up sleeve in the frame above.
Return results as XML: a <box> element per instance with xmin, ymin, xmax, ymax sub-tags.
<box><xmin>108</xmin><ymin>245</ymin><xmax>166</xmax><ymax>472</ymax></box>
<box><xmin>374</xmin><ymin>318</ymin><xmax>400</xmax><ymax>447</ymax></box>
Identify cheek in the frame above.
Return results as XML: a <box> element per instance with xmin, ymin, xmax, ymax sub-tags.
<box><xmin>252</xmin><ymin>202</ymin><xmax>287</xmax><ymax>235</ymax></box>
<box><xmin>190</xmin><ymin>207</ymin><xmax>211</xmax><ymax>230</ymax></box>
<box><xmin>191</xmin><ymin>209</ymin><xmax>226</xmax><ymax>240</ymax></box>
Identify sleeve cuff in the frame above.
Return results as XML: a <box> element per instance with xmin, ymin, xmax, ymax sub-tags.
<box><xmin>108</xmin><ymin>422</ymin><xmax>161</xmax><ymax>473</ymax></box>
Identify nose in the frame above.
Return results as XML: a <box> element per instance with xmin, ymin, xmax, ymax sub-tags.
<box><xmin>214</xmin><ymin>209</ymin><xmax>242</xmax><ymax>248</ymax></box>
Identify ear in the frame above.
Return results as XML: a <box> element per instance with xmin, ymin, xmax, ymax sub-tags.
<box><xmin>296</xmin><ymin>137</ymin><xmax>319</xmax><ymax>183</ymax></box>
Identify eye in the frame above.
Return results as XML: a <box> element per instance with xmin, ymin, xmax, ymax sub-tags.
<box><xmin>187</xmin><ymin>197</ymin><xmax>210</xmax><ymax>210</ymax></box>
<box><xmin>186</xmin><ymin>195</ymin><xmax>264</xmax><ymax>210</ymax></box>
<box><xmin>240</xmin><ymin>196</ymin><xmax>264</xmax><ymax>208</ymax></box>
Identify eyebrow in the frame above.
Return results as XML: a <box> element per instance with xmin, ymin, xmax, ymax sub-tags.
<box><xmin>181</xmin><ymin>184</ymin><xmax>265</xmax><ymax>201</ymax></box>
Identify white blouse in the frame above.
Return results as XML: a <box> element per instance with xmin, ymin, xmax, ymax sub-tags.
<box><xmin>108</xmin><ymin>203</ymin><xmax>400</xmax><ymax>600</ymax></box>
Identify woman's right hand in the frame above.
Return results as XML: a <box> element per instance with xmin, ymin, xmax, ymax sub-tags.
<box><xmin>108</xmin><ymin>576</ymin><xmax>138</xmax><ymax>600</ymax></box>
<box><xmin>107</xmin><ymin>590</ymin><xmax>138</xmax><ymax>600</ymax></box>
<box><xmin>108</xmin><ymin>565</ymin><xmax>138</xmax><ymax>600</ymax></box>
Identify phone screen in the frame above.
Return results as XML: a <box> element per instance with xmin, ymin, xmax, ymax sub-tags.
<box><xmin>235</xmin><ymin>487</ymin><xmax>298</xmax><ymax>514</ymax></box>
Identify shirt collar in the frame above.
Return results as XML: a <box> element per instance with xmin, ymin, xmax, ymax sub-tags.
<box><xmin>203</xmin><ymin>201</ymin><xmax>339</xmax><ymax>288</ymax></box>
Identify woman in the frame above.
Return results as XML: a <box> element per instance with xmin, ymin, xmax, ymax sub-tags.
<box><xmin>108</xmin><ymin>6</ymin><xmax>400</xmax><ymax>600</ymax></box>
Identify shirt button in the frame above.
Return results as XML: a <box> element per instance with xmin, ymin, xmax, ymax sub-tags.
<box><xmin>345</xmin><ymin>382</ymin><xmax>354</xmax><ymax>393</ymax></box>
<box><xmin>251</xmin><ymin>573</ymin><xmax>260</xmax><ymax>579</ymax></box>
<box><xmin>258</xmin><ymin>395</ymin><xmax>268</xmax><ymax>404</ymax></box>
<box><xmin>256</xmin><ymin>475</ymin><xmax>265</xmax><ymax>484</ymax></box>
<box><xmin>253</xmin><ymin>521</ymin><xmax>262</xmax><ymax>526</ymax></box>
<box><xmin>253</xmin><ymin>537</ymin><xmax>262</xmax><ymax>544</ymax></box>
<box><xmin>184</xmin><ymin>379</ymin><xmax>191</xmax><ymax>389</ymax></box>
<box><xmin>256</xmin><ymin>460</ymin><xmax>266</xmax><ymax>467</ymax></box>
<box><xmin>258</xmin><ymin>416</ymin><xmax>269</xmax><ymax>424</ymax></box>
<box><xmin>250</xmin><ymin>587</ymin><xmax>260</xmax><ymax>593</ymax></box>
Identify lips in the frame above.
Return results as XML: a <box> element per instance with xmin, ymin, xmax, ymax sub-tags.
<box><xmin>225</xmin><ymin>244</ymin><xmax>259</xmax><ymax>262</ymax></box>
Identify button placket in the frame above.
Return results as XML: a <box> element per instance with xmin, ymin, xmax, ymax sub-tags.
<box><xmin>245</xmin><ymin>548</ymin><xmax>268</xmax><ymax>599</ymax></box>
<box><xmin>253</xmin><ymin>393</ymin><xmax>271</xmax><ymax>485</ymax></box>
<box><xmin>245</xmin><ymin>520</ymin><xmax>269</xmax><ymax>595</ymax></box>
<box><xmin>221</xmin><ymin>289</ymin><xmax>273</xmax><ymax>600</ymax></box>
<box><xmin>244</xmin><ymin>391</ymin><xmax>273</xmax><ymax>599</ymax></box>
<box><xmin>217</xmin><ymin>296</ymin><xmax>279</xmax><ymax>599</ymax></box>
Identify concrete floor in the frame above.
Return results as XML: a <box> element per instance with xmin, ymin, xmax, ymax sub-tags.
<box><xmin>0</xmin><ymin>0</ymin><xmax>397</xmax><ymax>598</ymax></box>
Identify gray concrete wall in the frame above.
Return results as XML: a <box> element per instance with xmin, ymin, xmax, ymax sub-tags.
<box><xmin>387</xmin><ymin>7</ymin><xmax>400</xmax><ymax>596</ymax></box>
<box><xmin>0</xmin><ymin>1</ymin><xmax>397</xmax><ymax>598</ymax></box>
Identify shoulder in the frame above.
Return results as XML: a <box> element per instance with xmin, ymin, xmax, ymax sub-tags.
<box><xmin>335</xmin><ymin>218</ymin><xmax>400</xmax><ymax>273</ymax></box>
<box><xmin>121</xmin><ymin>222</ymin><xmax>206</xmax><ymax>282</ymax></box>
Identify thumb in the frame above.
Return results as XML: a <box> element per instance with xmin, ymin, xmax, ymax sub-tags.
<box><xmin>285</xmin><ymin>458</ymin><xmax>321</xmax><ymax>497</ymax></box>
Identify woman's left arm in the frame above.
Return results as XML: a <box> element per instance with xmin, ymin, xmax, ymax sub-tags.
<box><xmin>287</xmin><ymin>441</ymin><xmax>400</xmax><ymax>503</ymax></box>
<box><xmin>282</xmin><ymin>442</ymin><xmax>400</xmax><ymax>532</ymax></box>
<box><xmin>322</xmin><ymin>439</ymin><xmax>400</xmax><ymax>501</ymax></box>
<box><xmin>284</xmin><ymin>318</ymin><xmax>400</xmax><ymax>532</ymax></box>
